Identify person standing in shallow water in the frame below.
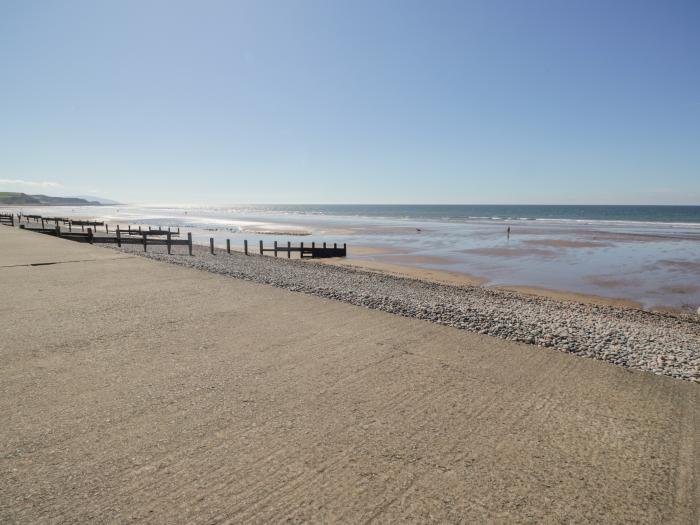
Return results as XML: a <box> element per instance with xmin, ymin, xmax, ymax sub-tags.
<box><xmin>507</xmin><ymin>226</ymin><xmax>511</xmax><ymax>239</ymax></box>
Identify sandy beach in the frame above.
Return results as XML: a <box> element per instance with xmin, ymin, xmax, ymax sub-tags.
<box><xmin>1</xmin><ymin>225</ymin><xmax>699</xmax><ymax>523</ymax></box>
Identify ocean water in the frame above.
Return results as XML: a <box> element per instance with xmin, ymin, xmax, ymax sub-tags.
<box><xmin>198</xmin><ymin>204</ymin><xmax>700</xmax><ymax>225</ymax></box>
<box><xmin>3</xmin><ymin>204</ymin><xmax>700</xmax><ymax>311</ymax></box>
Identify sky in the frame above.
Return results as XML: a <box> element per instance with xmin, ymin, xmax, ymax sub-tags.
<box><xmin>1</xmin><ymin>0</ymin><xmax>699</xmax><ymax>205</ymax></box>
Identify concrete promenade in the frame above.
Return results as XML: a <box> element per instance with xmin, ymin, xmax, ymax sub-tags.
<box><xmin>0</xmin><ymin>226</ymin><xmax>698</xmax><ymax>523</ymax></box>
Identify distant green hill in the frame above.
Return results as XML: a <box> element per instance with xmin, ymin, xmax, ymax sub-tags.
<box><xmin>0</xmin><ymin>192</ymin><xmax>106</xmax><ymax>206</ymax></box>
<box><xmin>0</xmin><ymin>192</ymin><xmax>42</xmax><ymax>204</ymax></box>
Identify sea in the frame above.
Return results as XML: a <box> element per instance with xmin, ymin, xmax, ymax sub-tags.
<box><xmin>4</xmin><ymin>204</ymin><xmax>700</xmax><ymax>312</ymax></box>
<box><xmin>180</xmin><ymin>204</ymin><xmax>700</xmax><ymax>224</ymax></box>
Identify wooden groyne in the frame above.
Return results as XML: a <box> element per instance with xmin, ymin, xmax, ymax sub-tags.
<box><xmin>19</xmin><ymin>225</ymin><xmax>194</xmax><ymax>255</ymax></box>
<box><xmin>4</xmin><ymin>213</ymin><xmax>347</xmax><ymax>259</ymax></box>
<box><xmin>214</xmin><ymin>238</ymin><xmax>346</xmax><ymax>258</ymax></box>
<box><xmin>117</xmin><ymin>226</ymin><xmax>181</xmax><ymax>236</ymax></box>
<box><xmin>258</xmin><ymin>240</ymin><xmax>346</xmax><ymax>258</ymax></box>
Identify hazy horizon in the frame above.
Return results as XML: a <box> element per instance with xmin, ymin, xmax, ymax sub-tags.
<box><xmin>3</xmin><ymin>191</ymin><xmax>700</xmax><ymax>208</ymax></box>
<box><xmin>4</xmin><ymin>198</ymin><xmax>700</xmax><ymax>210</ymax></box>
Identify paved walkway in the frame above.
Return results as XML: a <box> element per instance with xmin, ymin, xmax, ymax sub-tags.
<box><xmin>1</xmin><ymin>226</ymin><xmax>698</xmax><ymax>523</ymax></box>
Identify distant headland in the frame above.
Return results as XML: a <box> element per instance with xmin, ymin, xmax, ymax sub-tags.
<box><xmin>0</xmin><ymin>192</ymin><xmax>119</xmax><ymax>206</ymax></box>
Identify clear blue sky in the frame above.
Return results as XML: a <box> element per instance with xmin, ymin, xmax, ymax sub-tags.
<box><xmin>1</xmin><ymin>0</ymin><xmax>698</xmax><ymax>205</ymax></box>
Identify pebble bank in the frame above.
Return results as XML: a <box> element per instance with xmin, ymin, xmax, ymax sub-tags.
<box><xmin>106</xmin><ymin>243</ymin><xmax>700</xmax><ymax>383</ymax></box>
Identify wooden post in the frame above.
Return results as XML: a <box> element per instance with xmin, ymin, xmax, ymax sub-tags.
<box><xmin>226</xmin><ymin>239</ymin><xmax>230</xmax><ymax>254</ymax></box>
<box><xmin>244</xmin><ymin>240</ymin><xmax>248</xmax><ymax>255</ymax></box>
<box><xmin>81</xmin><ymin>223</ymin><xmax>85</xmax><ymax>232</ymax></box>
<box><xmin>143</xmin><ymin>233</ymin><xmax>147</xmax><ymax>252</ymax></box>
<box><xmin>300</xmin><ymin>242</ymin><xmax>304</xmax><ymax>258</ymax></box>
<box><xmin>116</xmin><ymin>228</ymin><xmax>122</xmax><ymax>247</ymax></box>
<box><xmin>68</xmin><ymin>222</ymin><xmax>72</xmax><ymax>232</ymax></box>
<box><xmin>167</xmin><ymin>231</ymin><xmax>172</xmax><ymax>254</ymax></box>
<box><xmin>287</xmin><ymin>241</ymin><xmax>291</xmax><ymax>258</ymax></box>
<box><xmin>87</xmin><ymin>228</ymin><xmax>94</xmax><ymax>244</ymax></box>
<box><xmin>312</xmin><ymin>242</ymin><xmax>315</xmax><ymax>249</ymax></box>
<box><xmin>259</xmin><ymin>240</ymin><xmax>263</xmax><ymax>255</ymax></box>
<box><xmin>323</xmin><ymin>242</ymin><xmax>326</xmax><ymax>248</ymax></box>
<box><xmin>188</xmin><ymin>232</ymin><xmax>193</xmax><ymax>255</ymax></box>
<box><xmin>210</xmin><ymin>237</ymin><xmax>214</xmax><ymax>254</ymax></box>
<box><xmin>274</xmin><ymin>241</ymin><xmax>278</xmax><ymax>257</ymax></box>
<box><xmin>41</xmin><ymin>218</ymin><xmax>45</xmax><ymax>229</ymax></box>
<box><xmin>105</xmin><ymin>224</ymin><xmax>109</xmax><ymax>234</ymax></box>
<box><xmin>334</xmin><ymin>243</ymin><xmax>337</xmax><ymax>249</ymax></box>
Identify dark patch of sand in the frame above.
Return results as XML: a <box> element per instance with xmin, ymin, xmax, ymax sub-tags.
<box><xmin>523</xmin><ymin>239</ymin><xmax>609</xmax><ymax>249</ymax></box>
<box><xmin>462</xmin><ymin>246</ymin><xmax>559</xmax><ymax>259</ymax></box>
<box><xmin>496</xmin><ymin>285</ymin><xmax>643</xmax><ymax>309</ymax></box>
<box><xmin>657</xmin><ymin>284</ymin><xmax>700</xmax><ymax>295</ymax></box>
<box><xmin>382</xmin><ymin>254</ymin><xmax>455</xmax><ymax>266</ymax></box>
<box><xmin>586</xmin><ymin>276</ymin><xmax>643</xmax><ymax>289</ymax></box>
<box><xmin>589</xmin><ymin>231</ymin><xmax>700</xmax><ymax>242</ymax></box>
<box><xmin>657</xmin><ymin>259</ymin><xmax>700</xmax><ymax>275</ymax></box>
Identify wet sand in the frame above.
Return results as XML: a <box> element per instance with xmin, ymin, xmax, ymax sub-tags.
<box><xmin>317</xmin><ymin>244</ymin><xmax>487</xmax><ymax>286</ymax></box>
<box><xmin>497</xmin><ymin>285</ymin><xmax>644</xmax><ymax>310</ymax></box>
<box><xmin>2</xmin><ymin>226</ymin><xmax>699</xmax><ymax>523</ymax></box>
<box><xmin>523</xmin><ymin>238</ymin><xmax>609</xmax><ymax>248</ymax></box>
<box><xmin>323</xmin><ymin>254</ymin><xmax>648</xmax><ymax>310</ymax></box>
<box><xmin>462</xmin><ymin>246</ymin><xmax>561</xmax><ymax>259</ymax></box>
<box><xmin>320</xmin><ymin>226</ymin><xmax>433</xmax><ymax>236</ymax></box>
<box><xmin>242</xmin><ymin>228</ymin><xmax>312</xmax><ymax>236</ymax></box>
<box><xmin>316</xmin><ymin>257</ymin><xmax>487</xmax><ymax>287</ymax></box>
<box><xmin>331</xmin><ymin>242</ymin><xmax>698</xmax><ymax>313</ymax></box>
<box><xmin>657</xmin><ymin>259</ymin><xmax>700</xmax><ymax>275</ymax></box>
<box><xmin>9</xmin><ymin>206</ymin><xmax>697</xmax><ymax>311</ymax></box>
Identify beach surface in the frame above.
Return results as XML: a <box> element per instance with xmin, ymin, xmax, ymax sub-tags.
<box><xmin>1</xmin><ymin>226</ymin><xmax>699</xmax><ymax>523</ymax></box>
<box><xmin>4</xmin><ymin>204</ymin><xmax>700</xmax><ymax>312</ymax></box>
